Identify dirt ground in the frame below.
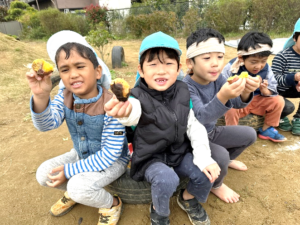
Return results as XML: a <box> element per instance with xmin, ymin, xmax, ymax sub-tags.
<box><xmin>1</xmin><ymin>33</ymin><xmax>300</xmax><ymax>225</ymax></box>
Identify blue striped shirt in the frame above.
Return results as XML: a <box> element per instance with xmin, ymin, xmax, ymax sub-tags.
<box><xmin>31</xmin><ymin>89</ymin><xmax>130</xmax><ymax>179</ymax></box>
<box><xmin>272</xmin><ymin>47</ymin><xmax>300</xmax><ymax>92</ymax></box>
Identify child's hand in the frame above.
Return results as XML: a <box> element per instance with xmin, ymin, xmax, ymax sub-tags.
<box><xmin>104</xmin><ymin>95</ymin><xmax>132</xmax><ymax>118</ymax></box>
<box><xmin>243</xmin><ymin>76</ymin><xmax>260</xmax><ymax>94</ymax></box>
<box><xmin>260</xmin><ymin>79</ymin><xmax>268</xmax><ymax>89</ymax></box>
<box><xmin>218</xmin><ymin>77</ymin><xmax>246</xmax><ymax>104</ymax></box>
<box><xmin>296</xmin><ymin>81</ymin><xmax>300</xmax><ymax>92</ymax></box>
<box><xmin>46</xmin><ymin>165</ymin><xmax>67</xmax><ymax>188</ymax></box>
<box><xmin>203</xmin><ymin>163</ymin><xmax>221</xmax><ymax>183</ymax></box>
<box><xmin>26</xmin><ymin>69</ymin><xmax>52</xmax><ymax>97</ymax></box>
<box><xmin>295</xmin><ymin>72</ymin><xmax>300</xmax><ymax>82</ymax></box>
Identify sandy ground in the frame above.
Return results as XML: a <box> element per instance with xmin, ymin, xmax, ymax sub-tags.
<box><xmin>1</xmin><ymin>34</ymin><xmax>300</xmax><ymax>225</ymax></box>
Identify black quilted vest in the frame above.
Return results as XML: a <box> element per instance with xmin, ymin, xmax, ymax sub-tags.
<box><xmin>130</xmin><ymin>79</ymin><xmax>191</xmax><ymax>181</ymax></box>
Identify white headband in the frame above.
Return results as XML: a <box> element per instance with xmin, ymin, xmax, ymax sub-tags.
<box><xmin>186</xmin><ymin>38</ymin><xmax>225</xmax><ymax>59</ymax></box>
<box><xmin>231</xmin><ymin>44</ymin><xmax>272</xmax><ymax>73</ymax></box>
<box><xmin>237</xmin><ymin>44</ymin><xmax>272</xmax><ymax>56</ymax></box>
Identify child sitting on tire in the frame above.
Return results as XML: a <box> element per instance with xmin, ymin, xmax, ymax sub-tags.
<box><xmin>183</xmin><ymin>28</ymin><xmax>259</xmax><ymax>204</ymax></box>
<box><xmin>222</xmin><ymin>31</ymin><xmax>287</xmax><ymax>142</ymax></box>
<box><xmin>105</xmin><ymin>31</ymin><xmax>219</xmax><ymax>225</ymax></box>
<box><xmin>25</xmin><ymin>30</ymin><xmax>130</xmax><ymax>225</ymax></box>
<box><xmin>272</xmin><ymin>18</ymin><xmax>300</xmax><ymax>135</ymax></box>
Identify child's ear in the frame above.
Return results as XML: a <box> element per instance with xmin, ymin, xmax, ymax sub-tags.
<box><xmin>186</xmin><ymin>58</ymin><xmax>194</xmax><ymax>69</ymax></box>
<box><xmin>138</xmin><ymin>64</ymin><xmax>144</xmax><ymax>78</ymax></box>
<box><xmin>177</xmin><ymin>63</ymin><xmax>182</xmax><ymax>74</ymax></box>
<box><xmin>238</xmin><ymin>55</ymin><xmax>244</xmax><ymax>63</ymax></box>
<box><xmin>95</xmin><ymin>65</ymin><xmax>102</xmax><ymax>80</ymax></box>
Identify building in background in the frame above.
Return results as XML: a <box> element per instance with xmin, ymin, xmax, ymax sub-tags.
<box><xmin>99</xmin><ymin>0</ymin><xmax>131</xmax><ymax>10</ymax></box>
<box><xmin>24</xmin><ymin>0</ymin><xmax>98</xmax><ymax>11</ymax></box>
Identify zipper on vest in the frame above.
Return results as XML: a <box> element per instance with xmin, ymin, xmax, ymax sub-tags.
<box><xmin>162</xmin><ymin>99</ymin><xmax>178</xmax><ymax>142</ymax></box>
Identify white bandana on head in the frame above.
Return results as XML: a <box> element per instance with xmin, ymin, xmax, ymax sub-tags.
<box><xmin>230</xmin><ymin>44</ymin><xmax>272</xmax><ymax>73</ymax></box>
<box><xmin>186</xmin><ymin>38</ymin><xmax>225</xmax><ymax>59</ymax></box>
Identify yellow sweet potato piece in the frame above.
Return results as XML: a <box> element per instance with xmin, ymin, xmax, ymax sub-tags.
<box><xmin>32</xmin><ymin>59</ymin><xmax>54</xmax><ymax>76</ymax></box>
<box><xmin>110</xmin><ymin>78</ymin><xmax>130</xmax><ymax>101</ymax></box>
<box><xmin>227</xmin><ymin>72</ymin><xmax>249</xmax><ymax>84</ymax></box>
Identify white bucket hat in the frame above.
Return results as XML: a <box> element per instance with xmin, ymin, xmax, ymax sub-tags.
<box><xmin>46</xmin><ymin>30</ymin><xmax>111</xmax><ymax>90</ymax></box>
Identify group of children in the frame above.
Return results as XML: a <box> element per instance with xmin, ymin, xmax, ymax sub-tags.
<box><xmin>26</xmin><ymin>18</ymin><xmax>300</xmax><ymax>225</ymax></box>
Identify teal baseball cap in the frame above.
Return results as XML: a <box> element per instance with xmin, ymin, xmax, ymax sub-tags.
<box><xmin>135</xmin><ymin>31</ymin><xmax>182</xmax><ymax>86</ymax></box>
<box><xmin>283</xmin><ymin>18</ymin><xmax>300</xmax><ymax>50</ymax></box>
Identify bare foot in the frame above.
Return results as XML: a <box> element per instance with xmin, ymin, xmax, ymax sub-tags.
<box><xmin>210</xmin><ymin>183</ymin><xmax>240</xmax><ymax>203</ymax></box>
<box><xmin>228</xmin><ymin>160</ymin><xmax>248</xmax><ymax>171</ymax></box>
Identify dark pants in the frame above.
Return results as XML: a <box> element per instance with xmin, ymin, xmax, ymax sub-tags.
<box><xmin>279</xmin><ymin>88</ymin><xmax>300</xmax><ymax>118</ymax></box>
<box><xmin>208</xmin><ymin>125</ymin><xmax>257</xmax><ymax>188</ymax></box>
<box><xmin>144</xmin><ymin>153</ymin><xmax>213</xmax><ymax>217</ymax></box>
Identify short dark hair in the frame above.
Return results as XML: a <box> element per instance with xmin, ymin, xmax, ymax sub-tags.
<box><xmin>186</xmin><ymin>28</ymin><xmax>225</xmax><ymax>49</ymax></box>
<box><xmin>238</xmin><ymin>31</ymin><xmax>272</xmax><ymax>60</ymax></box>
<box><xmin>293</xmin><ymin>32</ymin><xmax>300</xmax><ymax>42</ymax></box>
<box><xmin>55</xmin><ymin>42</ymin><xmax>99</xmax><ymax>68</ymax></box>
<box><xmin>140</xmin><ymin>47</ymin><xmax>180</xmax><ymax>72</ymax></box>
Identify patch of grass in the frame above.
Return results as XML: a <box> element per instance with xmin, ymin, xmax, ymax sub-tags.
<box><xmin>121</xmin><ymin>61</ymin><xmax>129</xmax><ymax>67</ymax></box>
<box><xmin>15</xmin><ymin>48</ymin><xmax>22</xmax><ymax>52</ymax></box>
<box><xmin>110</xmin><ymin>70</ymin><xmax>117</xmax><ymax>80</ymax></box>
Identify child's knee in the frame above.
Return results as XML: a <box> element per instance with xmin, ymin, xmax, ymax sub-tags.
<box><xmin>153</xmin><ymin>171</ymin><xmax>179</xmax><ymax>191</ymax></box>
<box><xmin>246</xmin><ymin>127</ymin><xmax>257</xmax><ymax>144</ymax></box>
<box><xmin>214</xmin><ymin>154</ymin><xmax>230</xmax><ymax>171</ymax></box>
<box><xmin>36</xmin><ymin>163</ymin><xmax>49</xmax><ymax>187</ymax></box>
<box><xmin>284</xmin><ymin>100</ymin><xmax>295</xmax><ymax>114</ymax></box>
<box><xmin>274</xmin><ymin>96</ymin><xmax>285</xmax><ymax>109</ymax></box>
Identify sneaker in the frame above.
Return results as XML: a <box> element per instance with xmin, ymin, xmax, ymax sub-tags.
<box><xmin>50</xmin><ymin>192</ymin><xmax>76</xmax><ymax>217</ymax></box>
<box><xmin>177</xmin><ymin>189</ymin><xmax>210</xmax><ymax>225</ymax></box>
<box><xmin>292</xmin><ymin>118</ymin><xmax>300</xmax><ymax>135</ymax></box>
<box><xmin>98</xmin><ymin>196</ymin><xmax>123</xmax><ymax>225</ymax></box>
<box><xmin>258</xmin><ymin>126</ymin><xmax>287</xmax><ymax>142</ymax></box>
<box><xmin>150</xmin><ymin>203</ymin><xmax>170</xmax><ymax>225</ymax></box>
<box><xmin>278</xmin><ymin>117</ymin><xmax>292</xmax><ymax>131</ymax></box>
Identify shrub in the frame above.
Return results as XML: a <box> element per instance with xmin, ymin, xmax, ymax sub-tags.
<box><xmin>85</xmin><ymin>4</ymin><xmax>109</xmax><ymax>28</ymax></box>
<box><xmin>5</xmin><ymin>0</ymin><xmax>36</xmax><ymax>21</ymax></box>
<box><xmin>86</xmin><ymin>22</ymin><xmax>115</xmax><ymax>63</ymax></box>
<box><xmin>125</xmin><ymin>11</ymin><xmax>177</xmax><ymax>38</ymax></box>
<box><xmin>38</xmin><ymin>8</ymin><xmax>90</xmax><ymax>37</ymax></box>
<box><xmin>250</xmin><ymin>0</ymin><xmax>300</xmax><ymax>33</ymax></box>
<box><xmin>182</xmin><ymin>8</ymin><xmax>201</xmax><ymax>36</ymax></box>
<box><xmin>0</xmin><ymin>6</ymin><xmax>8</xmax><ymax>22</ymax></box>
<box><xmin>203</xmin><ymin>0</ymin><xmax>249</xmax><ymax>34</ymax></box>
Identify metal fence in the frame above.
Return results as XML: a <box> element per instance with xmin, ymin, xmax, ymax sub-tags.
<box><xmin>107</xmin><ymin>0</ymin><xmax>211</xmax><ymax>37</ymax></box>
<box><xmin>0</xmin><ymin>21</ymin><xmax>23</xmax><ymax>36</ymax></box>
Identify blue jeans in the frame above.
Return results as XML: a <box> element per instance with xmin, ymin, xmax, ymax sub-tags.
<box><xmin>144</xmin><ymin>153</ymin><xmax>212</xmax><ymax>217</ymax></box>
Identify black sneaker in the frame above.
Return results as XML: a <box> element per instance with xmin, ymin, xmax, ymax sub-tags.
<box><xmin>177</xmin><ymin>189</ymin><xmax>210</xmax><ymax>225</ymax></box>
<box><xmin>150</xmin><ymin>203</ymin><xmax>170</xmax><ymax>225</ymax></box>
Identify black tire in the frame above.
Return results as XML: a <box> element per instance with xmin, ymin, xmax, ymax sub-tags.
<box><xmin>111</xmin><ymin>46</ymin><xmax>125</xmax><ymax>69</ymax></box>
<box><xmin>216</xmin><ymin>114</ymin><xmax>265</xmax><ymax>131</ymax></box>
<box><xmin>51</xmin><ymin>72</ymin><xmax>61</xmax><ymax>90</ymax></box>
<box><xmin>105</xmin><ymin>168</ymin><xmax>189</xmax><ymax>204</ymax></box>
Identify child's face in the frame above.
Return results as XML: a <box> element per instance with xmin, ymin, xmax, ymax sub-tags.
<box><xmin>239</xmin><ymin>55</ymin><xmax>268</xmax><ymax>75</ymax></box>
<box><xmin>186</xmin><ymin>52</ymin><xmax>224</xmax><ymax>85</ymax></box>
<box><xmin>57</xmin><ymin>49</ymin><xmax>102</xmax><ymax>99</ymax></box>
<box><xmin>138</xmin><ymin>50</ymin><xmax>181</xmax><ymax>91</ymax></box>
<box><xmin>293</xmin><ymin>36</ymin><xmax>300</xmax><ymax>54</ymax></box>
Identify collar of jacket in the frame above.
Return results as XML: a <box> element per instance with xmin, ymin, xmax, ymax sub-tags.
<box><xmin>139</xmin><ymin>78</ymin><xmax>176</xmax><ymax>101</ymax></box>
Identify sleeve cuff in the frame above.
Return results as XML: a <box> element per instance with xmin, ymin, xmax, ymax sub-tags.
<box><xmin>286</xmin><ymin>73</ymin><xmax>297</xmax><ymax>86</ymax></box>
<box><xmin>64</xmin><ymin>164</ymin><xmax>71</xmax><ymax>179</ymax></box>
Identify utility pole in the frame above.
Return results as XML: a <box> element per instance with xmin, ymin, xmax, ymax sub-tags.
<box><xmin>35</xmin><ymin>0</ymin><xmax>40</xmax><ymax>10</ymax></box>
